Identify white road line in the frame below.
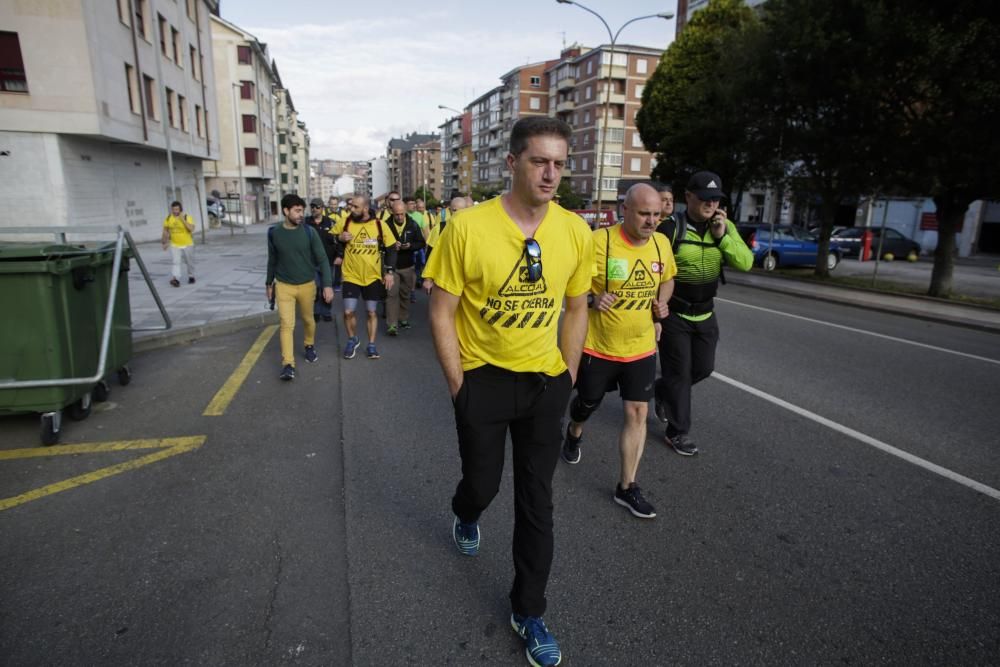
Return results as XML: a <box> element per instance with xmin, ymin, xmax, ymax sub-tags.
<box><xmin>712</xmin><ymin>372</ymin><xmax>1000</xmax><ymax>502</ymax></box>
<box><xmin>716</xmin><ymin>297</ymin><xmax>1000</xmax><ymax>366</ymax></box>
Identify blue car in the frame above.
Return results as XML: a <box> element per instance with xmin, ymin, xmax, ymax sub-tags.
<box><xmin>737</xmin><ymin>224</ymin><xmax>843</xmax><ymax>271</ymax></box>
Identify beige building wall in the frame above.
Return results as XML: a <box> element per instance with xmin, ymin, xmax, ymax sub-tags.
<box><xmin>0</xmin><ymin>0</ymin><xmax>220</xmax><ymax>240</ymax></box>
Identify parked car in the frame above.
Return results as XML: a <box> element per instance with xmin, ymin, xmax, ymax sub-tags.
<box><xmin>738</xmin><ymin>224</ymin><xmax>843</xmax><ymax>271</ymax></box>
<box><xmin>207</xmin><ymin>199</ymin><xmax>226</xmax><ymax>225</ymax></box>
<box><xmin>831</xmin><ymin>227</ymin><xmax>920</xmax><ymax>261</ymax></box>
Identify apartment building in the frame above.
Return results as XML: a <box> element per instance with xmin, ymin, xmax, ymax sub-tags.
<box><xmin>203</xmin><ymin>13</ymin><xmax>279</xmax><ymax>223</ymax></box>
<box><xmin>386</xmin><ymin>132</ymin><xmax>439</xmax><ymax>198</ymax></box>
<box><xmin>367</xmin><ymin>155</ymin><xmax>388</xmax><ymax>200</ymax></box>
<box><xmin>547</xmin><ymin>44</ymin><xmax>663</xmax><ymax>209</ymax></box>
<box><xmin>469</xmin><ymin>86</ymin><xmax>504</xmax><ymax>194</ymax></box>
<box><xmin>439</xmin><ymin>111</ymin><xmax>471</xmax><ymax>199</ymax></box>
<box><xmin>0</xmin><ymin>0</ymin><xmax>221</xmax><ymax>242</ymax></box>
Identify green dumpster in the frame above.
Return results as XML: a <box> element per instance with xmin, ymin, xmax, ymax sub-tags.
<box><xmin>0</xmin><ymin>242</ymin><xmax>133</xmax><ymax>443</ymax></box>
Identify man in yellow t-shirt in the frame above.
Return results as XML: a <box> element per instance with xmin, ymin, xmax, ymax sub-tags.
<box><xmin>561</xmin><ymin>183</ymin><xmax>676</xmax><ymax>520</ymax></box>
<box><xmin>333</xmin><ymin>194</ymin><xmax>398</xmax><ymax>360</ymax></box>
<box><xmin>424</xmin><ymin>116</ymin><xmax>593</xmax><ymax>667</ymax></box>
<box><xmin>161</xmin><ymin>200</ymin><xmax>196</xmax><ymax>287</ymax></box>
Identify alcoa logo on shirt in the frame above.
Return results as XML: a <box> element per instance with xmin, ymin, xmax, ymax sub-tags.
<box><xmin>477</xmin><ymin>254</ymin><xmax>556</xmax><ymax>330</ymax></box>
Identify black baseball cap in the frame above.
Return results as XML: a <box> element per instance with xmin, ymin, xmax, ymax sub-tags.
<box><xmin>687</xmin><ymin>171</ymin><xmax>724</xmax><ymax>200</ymax></box>
<box><xmin>310</xmin><ymin>198</ymin><xmax>324</xmax><ymax>207</ymax></box>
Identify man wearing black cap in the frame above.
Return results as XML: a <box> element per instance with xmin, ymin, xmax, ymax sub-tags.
<box><xmin>307</xmin><ymin>198</ymin><xmax>339</xmax><ymax>322</ymax></box>
<box><xmin>653</xmin><ymin>171</ymin><xmax>753</xmax><ymax>455</ymax></box>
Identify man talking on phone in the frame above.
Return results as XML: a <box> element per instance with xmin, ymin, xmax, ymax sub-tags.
<box><xmin>653</xmin><ymin>171</ymin><xmax>753</xmax><ymax>455</ymax></box>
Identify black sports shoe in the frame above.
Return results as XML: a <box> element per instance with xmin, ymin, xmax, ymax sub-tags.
<box><xmin>304</xmin><ymin>345</ymin><xmax>318</xmax><ymax>363</ymax></box>
<box><xmin>666</xmin><ymin>433</ymin><xmax>698</xmax><ymax>456</ymax></box>
<box><xmin>561</xmin><ymin>424</ymin><xmax>582</xmax><ymax>464</ymax></box>
<box><xmin>653</xmin><ymin>395</ymin><xmax>669</xmax><ymax>424</ymax></box>
<box><xmin>614</xmin><ymin>483</ymin><xmax>656</xmax><ymax>519</ymax></box>
<box><xmin>279</xmin><ymin>364</ymin><xmax>296</xmax><ymax>381</ymax></box>
<box><xmin>188</xmin><ymin>276</ymin><xmax>196</xmax><ymax>284</ymax></box>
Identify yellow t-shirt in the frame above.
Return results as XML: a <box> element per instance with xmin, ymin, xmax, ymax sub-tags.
<box><xmin>426</xmin><ymin>219</ymin><xmax>442</xmax><ymax>248</ymax></box>
<box><xmin>424</xmin><ymin>196</ymin><xmax>594</xmax><ymax>375</ymax></box>
<box><xmin>585</xmin><ymin>224</ymin><xmax>677</xmax><ymax>361</ymax></box>
<box><xmin>332</xmin><ymin>216</ymin><xmax>399</xmax><ymax>286</ymax></box>
<box><xmin>163</xmin><ymin>214</ymin><xmax>194</xmax><ymax>247</ymax></box>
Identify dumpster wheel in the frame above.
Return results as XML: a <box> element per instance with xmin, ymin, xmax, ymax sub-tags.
<box><xmin>93</xmin><ymin>380</ymin><xmax>110</xmax><ymax>403</ymax></box>
<box><xmin>117</xmin><ymin>365</ymin><xmax>131</xmax><ymax>386</ymax></box>
<box><xmin>41</xmin><ymin>411</ymin><xmax>62</xmax><ymax>446</ymax></box>
<box><xmin>68</xmin><ymin>391</ymin><xmax>92</xmax><ymax>421</ymax></box>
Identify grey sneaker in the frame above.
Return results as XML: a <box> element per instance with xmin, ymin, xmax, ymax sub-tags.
<box><xmin>666</xmin><ymin>433</ymin><xmax>698</xmax><ymax>456</ymax></box>
<box><xmin>614</xmin><ymin>483</ymin><xmax>656</xmax><ymax>519</ymax></box>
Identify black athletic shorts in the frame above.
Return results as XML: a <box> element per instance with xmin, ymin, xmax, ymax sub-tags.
<box><xmin>575</xmin><ymin>352</ymin><xmax>656</xmax><ymax>403</ymax></box>
<box><xmin>342</xmin><ymin>280</ymin><xmax>385</xmax><ymax>302</ymax></box>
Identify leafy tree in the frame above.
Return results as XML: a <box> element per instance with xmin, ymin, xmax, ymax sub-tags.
<box><xmin>878</xmin><ymin>0</ymin><xmax>1000</xmax><ymax>296</ymax></box>
<box><xmin>555</xmin><ymin>180</ymin><xmax>585</xmax><ymax>210</ymax></box>
<box><xmin>752</xmin><ymin>0</ymin><xmax>897</xmax><ymax>277</ymax></box>
<box><xmin>637</xmin><ymin>0</ymin><xmax>769</xmax><ymax>208</ymax></box>
<box><xmin>471</xmin><ymin>183</ymin><xmax>502</xmax><ymax>202</ymax></box>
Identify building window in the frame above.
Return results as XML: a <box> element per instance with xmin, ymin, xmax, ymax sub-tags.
<box><xmin>158</xmin><ymin>15</ymin><xmax>169</xmax><ymax>58</ymax></box>
<box><xmin>632</xmin><ymin>132</ymin><xmax>644</xmax><ymax>148</ymax></box>
<box><xmin>0</xmin><ymin>32</ymin><xmax>29</xmax><ymax>93</ymax></box>
<box><xmin>172</xmin><ymin>28</ymin><xmax>181</xmax><ymax>65</ymax></box>
<box><xmin>637</xmin><ymin>58</ymin><xmax>648</xmax><ymax>74</ymax></box>
<box><xmin>239</xmin><ymin>80</ymin><xmax>253</xmax><ymax>99</ymax></box>
<box><xmin>242</xmin><ymin>114</ymin><xmax>256</xmax><ymax>133</ymax></box>
<box><xmin>630</xmin><ymin>157</ymin><xmax>642</xmax><ymax>172</ymax></box>
<box><xmin>124</xmin><ymin>63</ymin><xmax>140</xmax><ymax>113</ymax></box>
<box><xmin>195</xmin><ymin>104</ymin><xmax>203</xmax><ymax>137</ymax></box>
<box><xmin>245</xmin><ymin>148</ymin><xmax>259</xmax><ymax>166</ymax></box>
<box><xmin>529</xmin><ymin>97</ymin><xmax>541</xmax><ymax>111</ymax></box>
<box><xmin>165</xmin><ymin>87</ymin><xmax>176</xmax><ymax>127</ymax></box>
<box><xmin>179</xmin><ymin>94</ymin><xmax>188</xmax><ymax>131</ymax></box>
<box><xmin>529</xmin><ymin>75</ymin><xmax>540</xmax><ymax>88</ymax></box>
<box><xmin>586</xmin><ymin>86</ymin><xmax>592</xmax><ymax>100</ymax></box>
<box><xmin>602</xmin><ymin>153</ymin><xmax>622</xmax><ymax>166</ymax></box>
<box><xmin>117</xmin><ymin>0</ymin><xmax>131</xmax><ymax>26</ymax></box>
<box><xmin>584</xmin><ymin>110</ymin><xmax>590</xmax><ymax>123</ymax></box>
<box><xmin>635</xmin><ymin>84</ymin><xmax>645</xmax><ymax>97</ymax></box>
<box><xmin>134</xmin><ymin>0</ymin><xmax>149</xmax><ymax>40</ymax></box>
<box><xmin>143</xmin><ymin>75</ymin><xmax>158</xmax><ymax>119</ymax></box>
<box><xmin>278</xmin><ymin>133</ymin><xmax>286</xmax><ymax>145</ymax></box>
<box><xmin>204</xmin><ymin>109</ymin><xmax>209</xmax><ymax>143</ymax></box>
<box><xmin>280</xmin><ymin>153</ymin><xmax>287</xmax><ymax>164</ymax></box>
<box><xmin>582</xmin><ymin>157</ymin><xmax>588</xmax><ymax>171</ymax></box>
<box><xmin>587</xmin><ymin>60</ymin><xmax>593</xmax><ymax>75</ymax></box>
<box><xmin>186</xmin><ymin>0</ymin><xmax>196</xmax><ymax>20</ymax></box>
<box><xmin>583</xmin><ymin>133</ymin><xmax>590</xmax><ymax>146</ymax></box>
<box><xmin>237</xmin><ymin>45</ymin><xmax>252</xmax><ymax>65</ymax></box>
<box><xmin>190</xmin><ymin>45</ymin><xmax>200</xmax><ymax>80</ymax></box>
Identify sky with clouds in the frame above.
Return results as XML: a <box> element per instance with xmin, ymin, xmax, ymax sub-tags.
<box><xmin>221</xmin><ymin>0</ymin><xmax>678</xmax><ymax>161</ymax></box>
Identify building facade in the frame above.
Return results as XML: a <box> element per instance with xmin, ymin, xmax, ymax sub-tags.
<box><xmin>469</xmin><ymin>86</ymin><xmax>504</xmax><ymax>196</ymax></box>
<box><xmin>498</xmin><ymin>60</ymin><xmax>558</xmax><ymax>190</ymax></box>
<box><xmin>203</xmin><ymin>13</ymin><xmax>279</xmax><ymax>224</ymax></box>
<box><xmin>386</xmin><ymin>132</ymin><xmax>440</xmax><ymax>199</ymax></box>
<box><xmin>439</xmin><ymin>111</ymin><xmax>471</xmax><ymax>200</ymax></box>
<box><xmin>0</xmin><ymin>0</ymin><xmax>221</xmax><ymax>242</ymax></box>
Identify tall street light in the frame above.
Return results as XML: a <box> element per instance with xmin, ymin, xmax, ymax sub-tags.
<box><xmin>556</xmin><ymin>0</ymin><xmax>673</xmax><ymax>224</ymax></box>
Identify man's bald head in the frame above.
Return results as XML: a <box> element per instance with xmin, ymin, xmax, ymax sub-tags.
<box><xmin>450</xmin><ymin>196</ymin><xmax>468</xmax><ymax>212</ymax></box>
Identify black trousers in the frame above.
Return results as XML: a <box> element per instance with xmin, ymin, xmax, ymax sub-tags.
<box><xmin>654</xmin><ymin>311</ymin><xmax>720</xmax><ymax>436</ymax></box>
<box><xmin>451</xmin><ymin>364</ymin><xmax>573</xmax><ymax>618</ymax></box>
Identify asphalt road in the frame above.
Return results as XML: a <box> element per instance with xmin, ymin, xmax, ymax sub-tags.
<box><xmin>2</xmin><ymin>285</ymin><xmax>998</xmax><ymax>665</ymax></box>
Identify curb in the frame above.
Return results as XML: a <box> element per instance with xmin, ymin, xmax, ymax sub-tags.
<box><xmin>726</xmin><ymin>274</ymin><xmax>1000</xmax><ymax>335</ymax></box>
<box><xmin>132</xmin><ymin>310</ymin><xmax>279</xmax><ymax>353</ymax></box>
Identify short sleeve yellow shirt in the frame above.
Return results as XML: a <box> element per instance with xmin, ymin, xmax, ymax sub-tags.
<box><xmin>163</xmin><ymin>214</ymin><xmax>194</xmax><ymax>247</ymax></box>
<box><xmin>332</xmin><ymin>217</ymin><xmax>399</xmax><ymax>286</ymax></box>
<box><xmin>584</xmin><ymin>225</ymin><xmax>677</xmax><ymax>361</ymax></box>
<box><xmin>424</xmin><ymin>197</ymin><xmax>594</xmax><ymax>376</ymax></box>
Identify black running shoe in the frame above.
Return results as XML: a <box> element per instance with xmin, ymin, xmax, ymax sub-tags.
<box><xmin>614</xmin><ymin>483</ymin><xmax>656</xmax><ymax>519</ymax></box>
<box><xmin>279</xmin><ymin>364</ymin><xmax>296</xmax><ymax>381</ymax></box>
<box><xmin>666</xmin><ymin>433</ymin><xmax>698</xmax><ymax>456</ymax></box>
<box><xmin>304</xmin><ymin>345</ymin><xmax>318</xmax><ymax>363</ymax></box>
<box><xmin>561</xmin><ymin>424</ymin><xmax>582</xmax><ymax>464</ymax></box>
<box><xmin>653</xmin><ymin>395</ymin><xmax>669</xmax><ymax>424</ymax></box>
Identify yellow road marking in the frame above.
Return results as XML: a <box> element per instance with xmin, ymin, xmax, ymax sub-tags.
<box><xmin>0</xmin><ymin>436</ymin><xmax>205</xmax><ymax>511</ymax></box>
<box><xmin>203</xmin><ymin>324</ymin><xmax>278</xmax><ymax>416</ymax></box>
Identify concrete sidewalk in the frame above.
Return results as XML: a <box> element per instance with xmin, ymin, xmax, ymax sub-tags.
<box><xmin>128</xmin><ymin>222</ymin><xmax>277</xmax><ymax>352</ymax></box>
<box><xmin>124</xmin><ymin>223</ymin><xmax>1000</xmax><ymax>351</ymax></box>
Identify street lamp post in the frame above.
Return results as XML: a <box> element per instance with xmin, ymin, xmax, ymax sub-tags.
<box><xmin>231</xmin><ymin>82</ymin><xmax>247</xmax><ymax>235</ymax></box>
<box><xmin>556</xmin><ymin>1</ymin><xmax>672</xmax><ymax>224</ymax></box>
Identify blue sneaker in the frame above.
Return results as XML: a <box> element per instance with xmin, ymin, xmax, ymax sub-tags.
<box><xmin>343</xmin><ymin>336</ymin><xmax>359</xmax><ymax>359</ymax></box>
<box><xmin>452</xmin><ymin>516</ymin><xmax>479</xmax><ymax>556</ymax></box>
<box><xmin>510</xmin><ymin>614</ymin><xmax>562</xmax><ymax>667</ymax></box>
<box><xmin>304</xmin><ymin>345</ymin><xmax>318</xmax><ymax>363</ymax></box>
<box><xmin>366</xmin><ymin>343</ymin><xmax>380</xmax><ymax>359</ymax></box>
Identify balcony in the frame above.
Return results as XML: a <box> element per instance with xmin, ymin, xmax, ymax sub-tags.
<box><xmin>602</xmin><ymin>92</ymin><xmax>626</xmax><ymax>105</ymax></box>
<box><xmin>597</xmin><ymin>64</ymin><xmax>627</xmax><ymax>80</ymax></box>
<box><xmin>596</xmin><ymin>117</ymin><xmax>625</xmax><ymax>130</ymax></box>
<box><xmin>556</xmin><ymin>99</ymin><xmax>575</xmax><ymax>113</ymax></box>
<box><xmin>556</xmin><ymin>76</ymin><xmax>576</xmax><ymax>91</ymax></box>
